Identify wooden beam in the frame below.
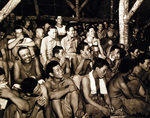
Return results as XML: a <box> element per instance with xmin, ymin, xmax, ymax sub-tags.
<box><xmin>79</xmin><ymin>0</ymin><xmax>89</xmax><ymax>12</ymax></box>
<box><xmin>127</xmin><ymin>0</ymin><xmax>144</xmax><ymax>21</ymax></box>
<box><xmin>75</xmin><ymin>0</ymin><xmax>79</xmax><ymax>19</ymax></box>
<box><xmin>65</xmin><ymin>0</ymin><xmax>76</xmax><ymax>12</ymax></box>
<box><xmin>110</xmin><ymin>0</ymin><xmax>114</xmax><ymax>20</ymax></box>
<box><xmin>0</xmin><ymin>0</ymin><xmax>21</xmax><ymax>23</ymax></box>
<box><xmin>33</xmin><ymin>0</ymin><xmax>39</xmax><ymax>16</ymax></box>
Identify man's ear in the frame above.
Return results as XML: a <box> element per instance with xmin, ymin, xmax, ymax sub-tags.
<box><xmin>26</xmin><ymin>93</ymin><xmax>31</xmax><ymax>96</ymax></box>
<box><xmin>49</xmin><ymin>73</ymin><xmax>53</xmax><ymax>77</ymax></box>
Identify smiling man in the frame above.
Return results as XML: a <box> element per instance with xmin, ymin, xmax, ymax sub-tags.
<box><xmin>14</xmin><ymin>47</ymin><xmax>41</xmax><ymax>84</ymax></box>
<box><xmin>45</xmin><ymin>60</ymin><xmax>81</xmax><ymax>118</ymax></box>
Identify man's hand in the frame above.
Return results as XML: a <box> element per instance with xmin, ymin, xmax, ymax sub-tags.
<box><xmin>100</xmin><ymin>106</ymin><xmax>110</xmax><ymax>116</ymax></box>
<box><xmin>37</xmin><ymin>96</ymin><xmax>46</xmax><ymax>107</ymax></box>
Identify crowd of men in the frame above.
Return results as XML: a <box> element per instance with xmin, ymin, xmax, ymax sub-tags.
<box><xmin>0</xmin><ymin>13</ymin><xmax>150</xmax><ymax>118</ymax></box>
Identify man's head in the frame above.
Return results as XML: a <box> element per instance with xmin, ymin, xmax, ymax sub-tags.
<box><xmin>46</xmin><ymin>61</ymin><xmax>64</xmax><ymax>79</ymax></box>
<box><xmin>47</xmin><ymin>26</ymin><xmax>58</xmax><ymax>39</ymax></box>
<box><xmin>97</xmin><ymin>23</ymin><xmax>103</xmax><ymax>31</ymax></box>
<box><xmin>137</xmin><ymin>53</ymin><xmax>150</xmax><ymax>71</ymax></box>
<box><xmin>53</xmin><ymin>46</ymin><xmax>65</xmax><ymax>59</ymax></box>
<box><xmin>77</xmin><ymin>42</ymin><xmax>90</xmax><ymax>58</ymax></box>
<box><xmin>15</xmin><ymin>26</ymin><xmax>23</xmax><ymax>38</ymax></box>
<box><xmin>110</xmin><ymin>45</ymin><xmax>121</xmax><ymax>60</ymax></box>
<box><xmin>21</xmin><ymin>77</ymin><xmax>42</xmax><ymax>96</ymax></box>
<box><xmin>118</xmin><ymin>58</ymin><xmax>134</xmax><ymax>74</ymax></box>
<box><xmin>66</xmin><ymin>25</ymin><xmax>74</xmax><ymax>38</ymax></box>
<box><xmin>35</xmin><ymin>28</ymin><xmax>44</xmax><ymax>39</ymax></box>
<box><xmin>91</xmin><ymin>45</ymin><xmax>100</xmax><ymax>59</ymax></box>
<box><xmin>103</xmin><ymin>21</ymin><xmax>108</xmax><ymax>29</ymax></box>
<box><xmin>87</xmin><ymin>27</ymin><xmax>95</xmax><ymax>38</ymax></box>
<box><xmin>17</xmin><ymin>47</ymin><xmax>32</xmax><ymax>63</ymax></box>
<box><xmin>56</xmin><ymin>16</ymin><xmax>63</xmax><ymax>25</ymax></box>
<box><xmin>128</xmin><ymin>45</ymin><xmax>140</xmax><ymax>59</ymax></box>
<box><xmin>93</xmin><ymin>58</ymin><xmax>109</xmax><ymax>78</ymax></box>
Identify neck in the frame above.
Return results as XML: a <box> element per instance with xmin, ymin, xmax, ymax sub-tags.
<box><xmin>56</xmin><ymin>23</ymin><xmax>62</xmax><ymax>28</ymax></box>
<box><xmin>92</xmin><ymin>70</ymin><xmax>99</xmax><ymax>80</ymax></box>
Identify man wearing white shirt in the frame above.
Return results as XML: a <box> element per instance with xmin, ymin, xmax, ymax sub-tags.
<box><xmin>40</xmin><ymin>26</ymin><xmax>61</xmax><ymax>66</ymax></box>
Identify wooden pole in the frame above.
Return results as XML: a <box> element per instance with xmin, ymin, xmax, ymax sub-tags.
<box><xmin>119</xmin><ymin>0</ymin><xmax>144</xmax><ymax>48</ymax></box>
<box><xmin>75</xmin><ymin>0</ymin><xmax>79</xmax><ymax>20</ymax></box>
<box><xmin>65</xmin><ymin>0</ymin><xmax>76</xmax><ymax>12</ymax></box>
<box><xmin>110</xmin><ymin>0</ymin><xmax>114</xmax><ymax>20</ymax></box>
<box><xmin>33</xmin><ymin>0</ymin><xmax>39</xmax><ymax>16</ymax></box>
<box><xmin>0</xmin><ymin>0</ymin><xmax>21</xmax><ymax>23</ymax></box>
<box><xmin>79</xmin><ymin>0</ymin><xmax>89</xmax><ymax>12</ymax></box>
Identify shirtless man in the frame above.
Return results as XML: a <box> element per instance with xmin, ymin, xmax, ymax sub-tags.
<box><xmin>45</xmin><ymin>61</ymin><xmax>81</xmax><ymax>118</ymax></box>
<box><xmin>14</xmin><ymin>47</ymin><xmax>41</xmax><ymax>84</ymax></box>
<box><xmin>81</xmin><ymin>58</ymin><xmax>112</xmax><ymax>118</ymax></box>
<box><xmin>108</xmin><ymin>58</ymin><xmax>150</xmax><ymax>115</ymax></box>
<box><xmin>2</xmin><ymin>77</ymin><xmax>50</xmax><ymax>118</ymax></box>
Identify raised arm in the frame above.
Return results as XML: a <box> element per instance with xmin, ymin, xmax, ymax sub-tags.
<box><xmin>14</xmin><ymin>62</ymin><xmax>22</xmax><ymax>84</ymax></box>
<box><xmin>35</xmin><ymin>57</ymin><xmax>42</xmax><ymax>80</ymax></box>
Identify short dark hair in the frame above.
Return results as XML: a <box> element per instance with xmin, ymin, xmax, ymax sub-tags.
<box><xmin>53</xmin><ymin>46</ymin><xmax>63</xmax><ymax>57</ymax></box>
<box><xmin>14</xmin><ymin>25</ymin><xmax>23</xmax><ymax>30</ymax></box>
<box><xmin>21</xmin><ymin>77</ymin><xmax>38</xmax><ymax>94</ymax></box>
<box><xmin>76</xmin><ymin>41</ymin><xmax>88</xmax><ymax>54</ymax></box>
<box><xmin>128</xmin><ymin>45</ymin><xmax>139</xmax><ymax>53</ymax></box>
<box><xmin>65</xmin><ymin>24</ymin><xmax>74</xmax><ymax>32</ymax></box>
<box><xmin>46</xmin><ymin>61</ymin><xmax>60</xmax><ymax>77</ymax></box>
<box><xmin>0</xmin><ymin>67</ymin><xmax>5</xmax><ymax>76</ymax></box>
<box><xmin>136</xmin><ymin>53</ymin><xmax>150</xmax><ymax>64</ymax></box>
<box><xmin>93</xmin><ymin>58</ymin><xmax>109</xmax><ymax>70</ymax></box>
<box><xmin>110</xmin><ymin>44</ymin><xmax>121</xmax><ymax>53</ymax></box>
<box><xmin>17</xmin><ymin>47</ymin><xmax>30</xmax><ymax>57</ymax></box>
<box><xmin>118</xmin><ymin>58</ymin><xmax>134</xmax><ymax>73</ymax></box>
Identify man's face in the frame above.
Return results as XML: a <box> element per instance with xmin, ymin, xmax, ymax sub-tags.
<box><xmin>81</xmin><ymin>45</ymin><xmax>90</xmax><ymax>58</ymax></box>
<box><xmin>19</xmin><ymin>49</ymin><xmax>32</xmax><ymax>63</ymax></box>
<box><xmin>93</xmin><ymin>46</ymin><xmax>100</xmax><ymax>58</ymax></box>
<box><xmin>131</xmin><ymin>49</ymin><xmax>140</xmax><ymax>59</ymax></box>
<box><xmin>56</xmin><ymin>49</ymin><xmax>65</xmax><ymax>59</ymax></box>
<box><xmin>36</xmin><ymin>28</ymin><xmax>44</xmax><ymax>39</ymax></box>
<box><xmin>52</xmin><ymin>64</ymin><xmax>64</xmax><ymax>79</ymax></box>
<box><xmin>33</xmin><ymin>83</ymin><xmax>42</xmax><ymax>95</ymax></box>
<box><xmin>111</xmin><ymin>49</ymin><xmax>120</xmax><ymax>60</ymax></box>
<box><xmin>15</xmin><ymin>29</ymin><xmax>23</xmax><ymax>38</ymax></box>
<box><xmin>140</xmin><ymin>59</ymin><xmax>150</xmax><ymax>71</ymax></box>
<box><xmin>103</xmin><ymin>22</ymin><xmax>108</xmax><ymax>28</ymax></box>
<box><xmin>67</xmin><ymin>27</ymin><xmax>74</xmax><ymax>38</ymax></box>
<box><xmin>48</xmin><ymin>28</ymin><xmax>58</xmax><ymax>39</ymax></box>
<box><xmin>56</xmin><ymin>16</ymin><xmax>62</xmax><ymax>25</ymax></box>
<box><xmin>96</xmin><ymin>65</ymin><xmax>108</xmax><ymax>78</ymax></box>
<box><xmin>98</xmin><ymin>24</ymin><xmax>103</xmax><ymax>30</ymax></box>
<box><xmin>88</xmin><ymin>28</ymin><xmax>95</xmax><ymax>38</ymax></box>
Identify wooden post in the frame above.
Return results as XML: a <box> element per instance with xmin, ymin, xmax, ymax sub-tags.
<box><xmin>65</xmin><ymin>0</ymin><xmax>76</xmax><ymax>12</ymax></box>
<box><xmin>119</xmin><ymin>0</ymin><xmax>144</xmax><ymax>48</ymax></box>
<box><xmin>110</xmin><ymin>0</ymin><xmax>114</xmax><ymax>20</ymax></box>
<box><xmin>33</xmin><ymin>0</ymin><xmax>39</xmax><ymax>16</ymax></box>
<box><xmin>0</xmin><ymin>0</ymin><xmax>21</xmax><ymax>23</ymax></box>
<box><xmin>79</xmin><ymin>0</ymin><xmax>89</xmax><ymax>12</ymax></box>
<box><xmin>75</xmin><ymin>0</ymin><xmax>79</xmax><ymax>20</ymax></box>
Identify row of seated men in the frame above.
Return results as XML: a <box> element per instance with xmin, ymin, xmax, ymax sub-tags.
<box><xmin>0</xmin><ymin>19</ymin><xmax>150</xmax><ymax>117</ymax></box>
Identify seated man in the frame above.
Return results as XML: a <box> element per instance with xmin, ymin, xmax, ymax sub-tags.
<box><xmin>72</xmin><ymin>42</ymin><xmax>92</xmax><ymax>89</ymax></box>
<box><xmin>14</xmin><ymin>47</ymin><xmax>41</xmax><ymax>84</ymax></box>
<box><xmin>45</xmin><ymin>61</ymin><xmax>81</xmax><ymax>118</ymax></box>
<box><xmin>81</xmin><ymin>58</ymin><xmax>112</xmax><ymax>118</ymax></box>
<box><xmin>127</xmin><ymin>53</ymin><xmax>150</xmax><ymax>98</ymax></box>
<box><xmin>106</xmin><ymin>45</ymin><xmax>121</xmax><ymax>81</ymax></box>
<box><xmin>8</xmin><ymin>26</ymin><xmax>35</xmax><ymax>62</ymax></box>
<box><xmin>108</xmin><ymin>58</ymin><xmax>150</xmax><ymax>116</ymax></box>
<box><xmin>2</xmin><ymin>77</ymin><xmax>50</xmax><ymax>118</ymax></box>
<box><xmin>49</xmin><ymin>46</ymin><xmax>71</xmax><ymax>77</ymax></box>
